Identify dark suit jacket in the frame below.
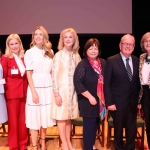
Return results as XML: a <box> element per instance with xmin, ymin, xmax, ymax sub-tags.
<box><xmin>104</xmin><ymin>53</ymin><xmax>139</xmax><ymax>112</ymax></box>
<box><xmin>1</xmin><ymin>55</ymin><xmax>27</xmax><ymax>100</ymax></box>
<box><xmin>74</xmin><ymin>57</ymin><xmax>106</xmax><ymax>117</ymax></box>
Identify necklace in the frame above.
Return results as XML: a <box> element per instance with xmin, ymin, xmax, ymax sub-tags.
<box><xmin>145</xmin><ymin>53</ymin><xmax>150</xmax><ymax>64</ymax></box>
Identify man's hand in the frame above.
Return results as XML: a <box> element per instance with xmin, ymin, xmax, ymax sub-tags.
<box><xmin>137</xmin><ymin>104</ymin><xmax>142</xmax><ymax>109</ymax></box>
<box><xmin>108</xmin><ymin>104</ymin><xmax>117</xmax><ymax>111</ymax></box>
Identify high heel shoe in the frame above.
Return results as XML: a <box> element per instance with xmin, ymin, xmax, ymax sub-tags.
<box><xmin>38</xmin><ymin>138</ymin><xmax>42</xmax><ymax>148</ymax></box>
<box><xmin>38</xmin><ymin>138</ymin><xmax>47</xmax><ymax>150</ymax></box>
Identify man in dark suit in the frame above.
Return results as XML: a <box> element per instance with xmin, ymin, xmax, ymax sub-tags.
<box><xmin>104</xmin><ymin>34</ymin><xmax>140</xmax><ymax>150</ymax></box>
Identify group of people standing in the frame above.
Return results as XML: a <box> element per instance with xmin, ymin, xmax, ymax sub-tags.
<box><xmin>0</xmin><ymin>26</ymin><xmax>81</xmax><ymax>150</ymax></box>
<box><xmin>0</xmin><ymin>26</ymin><xmax>150</xmax><ymax>150</ymax></box>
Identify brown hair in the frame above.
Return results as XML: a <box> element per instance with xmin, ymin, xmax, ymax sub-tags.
<box><xmin>140</xmin><ymin>32</ymin><xmax>150</xmax><ymax>52</ymax></box>
<box><xmin>83</xmin><ymin>38</ymin><xmax>101</xmax><ymax>57</ymax></box>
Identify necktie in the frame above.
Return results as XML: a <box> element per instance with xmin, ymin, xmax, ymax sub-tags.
<box><xmin>126</xmin><ymin>58</ymin><xmax>132</xmax><ymax>81</ymax></box>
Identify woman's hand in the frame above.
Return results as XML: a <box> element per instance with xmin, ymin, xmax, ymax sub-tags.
<box><xmin>55</xmin><ymin>95</ymin><xmax>63</xmax><ymax>106</ymax></box>
<box><xmin>81</xmin><ymin>91</ymin><xmax>97</xmax><ymax>105</ymax></box>
<box><xmin>89</xmin><ymin>96</ymin><xmax>97</xmax><ymax>105</ymax></box>
<box><xmin>32</xmin><ymin>91</ymin><xmax>39</xmax><ymax>104</ymax></box>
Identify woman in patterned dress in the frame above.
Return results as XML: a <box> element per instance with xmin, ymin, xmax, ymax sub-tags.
<box><xmin>50</xmin><ymin>28</ymin><xmax>81</xmax><ymax>150</ymax></box>
<box><xmin>139</xmin><ymin>32</ymin><xmax>150</xmax><ymax>150</ymax></box>
<box><xmin>24</xmin><ymin>26</ymin><xmax>56</xmax><ymax>150</ymax></box>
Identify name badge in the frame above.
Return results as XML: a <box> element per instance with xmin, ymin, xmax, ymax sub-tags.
<box><xmin>0</xmin><ymin>78</ymin><xmax>6</xmax><ymax>84</ymax></box>
<box><xmin>11</xmin><ymin>69</ymin><xmax>18</xmax><ymax>74</ymax></box>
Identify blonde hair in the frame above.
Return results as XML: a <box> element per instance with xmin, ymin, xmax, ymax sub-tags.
<box><xmin>140</xmin><ymin>32</ymin><xmax>150</xmax><ymax>52</ymax></box>
<box><xmin>58</xmin><ymin>28</ymin><xmax>79</xmax><ymax>53</ymax></box>
<box><xmin>5</xmin><ymin>34</ymin><xmax>24</xmax><ymax>58</ymax></box>
<box><xmin>30</xmin><ymin>26</ymin><xmax>53</xmax><ymax>58</ymax></box>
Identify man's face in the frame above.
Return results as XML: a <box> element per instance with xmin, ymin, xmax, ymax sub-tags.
<box><xmin>119</xmin><ymin>35</ymin><xmax>135</xmax><ymax>58</ymax></box>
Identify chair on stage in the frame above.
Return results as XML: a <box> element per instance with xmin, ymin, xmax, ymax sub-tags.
<box><xmin>71</xmin><ymin>117</ymin><xmax>105</xmax><ymax>147</ymax></box>
<box><xmin>107</xmin><ymin>113</ymin><xmax>145</xmax><ymax>150</ymax></box>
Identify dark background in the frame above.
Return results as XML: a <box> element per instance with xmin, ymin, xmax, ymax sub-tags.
<box><xmin>0</xmin><ymin>1</ymin><xmax>149</xmax><ymax>59</ymax></box>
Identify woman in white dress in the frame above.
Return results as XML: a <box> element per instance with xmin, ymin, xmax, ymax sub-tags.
<box><xmin>0</xmin><ymin>49</ymin><xmax>8</xmax><ymax>124</ymax></box>
<box><xmin>24</xmin><ymin>26</ymin><xmax>56</xmax><ymax>150</ymax></box>
<box><xmin>50</xmin><ymin>28</ymin><xmax>81</xmax><ymax>150</ymax></box>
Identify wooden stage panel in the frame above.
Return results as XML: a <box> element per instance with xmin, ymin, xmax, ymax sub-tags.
<box><xmin>0</xmin><ymin>122</ymin><xmax>148</xmax><ymax>150</ymax></box>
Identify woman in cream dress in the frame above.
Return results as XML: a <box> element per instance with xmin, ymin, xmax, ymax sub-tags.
<box><xmin>51</xmin><ymin>28</ymin><xmax>81</xmax><ymax>150</ymax></box>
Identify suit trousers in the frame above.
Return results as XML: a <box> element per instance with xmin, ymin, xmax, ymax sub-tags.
<box><xmin>142</xmin><ymin>85</ymin><xmax>150</xmax><ymax>148</ymax></box>
<box><xmin>83</xmin><ymin>117</ymin><xmax>99</xmax><ymax>150</ymax></box>
<box><xmin>6</xmin><ymin>97</ymin><xmax>28</xmax><ymax>150</ymax></box>
<box><xmin>111</xmin><ymin>108</ymin><xmax>137</xmax><ymax>150</ymax></box>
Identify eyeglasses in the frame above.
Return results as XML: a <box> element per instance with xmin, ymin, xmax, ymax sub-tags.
<box><xmin>121</xmin><ymin>42</ymin><xmax>134</xmax><ymax>47</ymax></box>
<box><xmin>144</xmin><ymin>40</ymin><xmax>150</xmax><ymax>44</ymax></box>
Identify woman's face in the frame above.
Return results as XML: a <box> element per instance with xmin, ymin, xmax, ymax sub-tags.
<box><xmin>86</xmin><ymin>44</ymin><xmax>99</xmax><ymax>60</ymax></box>
<box><xmin>63</xmin><ymin>32</ymin><xmax>75</xmax><ymax>49</ymax></box>
<box><xmin>34</xmin><ymin>29</ymin><xmax>44</xmax><ymax>47</ymax></box>
<box><xmin>8</xmin><ymin>38</ymin><xmax>20</xmax><ymax>55</ymax></box>
<box><xmin>143</xmin><ymin>36</ymin><xmax>150</xmax><ymax>52</ymax></box>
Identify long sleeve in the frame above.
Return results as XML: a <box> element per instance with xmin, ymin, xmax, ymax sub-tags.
<box><xmin>75</xmin><ymin>53</ymin><xmax>81</xmax><ymax>66</ymax></box>
<box><xmin>1</xmin><ymin>56</ymin><xmax>8</xmax><ymax>81</ymax></box>
<box><xmin>74</xmin><ymin>58</ymin><xmax>100</xmax><ymax>117</ymax></box>
<box><xmin>74</xmin><ymin>61</ymin><xmax>87</xmax><ymax>94</ymax></box>
<box><xmin>52</xmin><ymin>52</ymin><xmax>60</xmax><ymax>93</ymax></box>
<box><xmin>1</xmin><ymin>55</ymin><xmax>27</xmax><ymax>99</ymax></box>
<box><xmin>104</xmin><ymin>58</ymin><xmax>114</xmax><ymax>107</ymax></box>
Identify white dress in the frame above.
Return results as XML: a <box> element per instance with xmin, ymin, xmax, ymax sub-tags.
<box><xmin>0</xmin><ymin>64</ymin><xmax>8</xmax><ymax>124</ymax></box>
<box><xmin>24</xmin><ymin>46</ymin><xmax>56</xmax><ymax>130</ymax></box>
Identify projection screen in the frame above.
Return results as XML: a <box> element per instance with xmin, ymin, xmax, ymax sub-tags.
<box><xmin>0</xmin><ymin>0</ymin><xmax>132</xmax><ymax>34</ymax></box>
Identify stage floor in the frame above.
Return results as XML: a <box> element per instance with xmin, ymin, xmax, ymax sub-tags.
<box><xmin>0</xmin><ymin>120</ymin><xmax>149</xmax><ymax>150</ymax></box>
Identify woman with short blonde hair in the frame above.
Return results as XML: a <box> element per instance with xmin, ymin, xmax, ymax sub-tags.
<box><xmin>5</xmin><ymin>34</ymin><xmax>24</xmax><ymax>58</ymax></box>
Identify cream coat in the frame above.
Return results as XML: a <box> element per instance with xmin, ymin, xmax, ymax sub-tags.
<box><xmin>50</xmin><ymin>49</ymin><xmax>81</xmax><ymax>120</ymax></box>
